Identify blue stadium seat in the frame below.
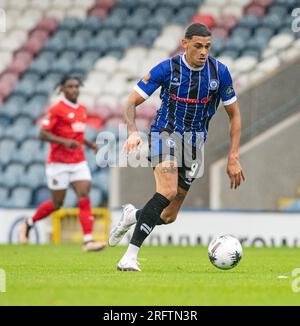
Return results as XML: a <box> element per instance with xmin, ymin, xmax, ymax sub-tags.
<box><xmin>63</xmin><ymin>188</ymin><xmax>77</xmax><ymax>208</ymax></box>
<box><xmin>82</xmin><ymin>16</ymin><xmax>103</xmax><ymax>33</ymax></box>
<box><xmin>13</xmin><ymin>80</ymin><xmax>37</xmax><ymax>99</ymax></box>
<box><xmin>90</xmin><ymin>187</ymin><xmax>104</xmax><ymax>207</ymax></box>
<box><xmin>73</xmin><ymin>28</ymin><xmax>93</xmax><ymax>40</ymax></box>
<box><xmin>92</xmin><ymin>170</ymin><xmax>109</xmax><ymax>196</ymax></box>
<box><xmin>0</xmin><ymin>186</ymin><xmax>9</xmax><ymax>203</ymax></box>
<box><xmin>231</xmin><ymin>27</ymin><xmax>252</xmax><ymax>40</ymax></box>
<box><xmin>268</xmin><ymin>5</ymin><xmax>288</xmax><ymax>17</ymax></box>
<box><xmin>261</xmin><ymin>14</ymin><xmax>282</xmax><ymax>31</ymax></box>
<box><xmin>57</xmin><ymin>17</ymin><xmax>82</xmax><ymax>32</ymax></box>
<box><xmin>6</xmin><ymin>186</ymin><xmax>32</xmax><ymax>208</ymax></box>
<box><xmin>51</xmin><ymin>58</ymin><xmax>73</xmax><ymax>75</ymax></box>
<box><xmin>238</xmin><ymin>15</ymin><xmax>261</xmax><ymax>30</ymax></box>
<box><xmin>146</xmin><ymin>15</ymin><xmax>168</xmax><ymax>29</ymax></box>
<box><xmin>0</xmin><ymin>112</ymin><xmax>12</xmax><ymax>126</ymax></box>
<box><xmin>28</xmin><ymin>58</ymin><xmax>52</xmax><ymax>76</ymax></box>
<box><xmin>85</xmin><ymin>151</ymin><xmax>98</xmax><ymax>173</ymax></box>
<box><xmin>66</xmin><ymin>37</ymin><xmax>87</xmax><ymax>54</ymax></box>
<box><xmin>20</xmin><ymin>72</ymin><xmax>41</xmax><ymax>85</ymax></box>
<box><xmin>23</xmin><ymin>170</ymin><xmax>46</xmax><ymax>189</ymax></box>
<box><xmin>43</xmin><ymin>37</ymin><xmax>66</xmax><ymax>53</ymax></box>
<box><xmin>5</xmin><ymin>124</ymin><xmax>29</xmax><ymax>142</ymax></box>
<box><xmin>2</xmin><ymin>163</ymin><xmax>26</xmax><ymax>188</ymax></box>
<box><xmin>0</xmin><ymin>138</ymin><xmax>17</xmax><ymax>165</ymax></box>
<box><xmin>103</xmin><ymin>15</ymin><xmax>124</xmax><ymax>30</ymax></box>
<box><xmin>32</xmin><ymin>186</ymin><xmax>51</xmax><ymax>206</ymax></box>
<box><xmin>58</xmin><ymin>50</ymin><xmax>79</xmax><ymax>62</ymax></box>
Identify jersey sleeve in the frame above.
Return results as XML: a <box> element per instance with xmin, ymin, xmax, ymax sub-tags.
<box><xmin>134</xmin><ymin>61</ymin><xmax>166</xmax><ymax>99</ymax></box>
<box><xmin>219</xmin><ymin>66</ymin><xmax>237</xmax><ymax>106</ymax></box>
<box><xmin>40</xmin><ymin>106</ymin><xmax>58</xmax><ymax>131</ymax></box>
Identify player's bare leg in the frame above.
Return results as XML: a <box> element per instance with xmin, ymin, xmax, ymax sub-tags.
<box><xmin>109</xmin><ymin>186</ymin><xmax>187</xmax><ymax>247</ymax></box>
<box><xmin>160</xmin><ymin>186</ymin><xmax>188</xmax><ymax>224</ymax></box>
<box><xmin>19</xmin><ymin>189</ymin><xmax>66</xmax><ymax>244</ymax></box>
<box><xmin>71</xmin><ymin>180</ymin><xmax>106</xmax><ymax>252</ymax></box>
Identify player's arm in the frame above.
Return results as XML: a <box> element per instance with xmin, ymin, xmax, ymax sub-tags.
<box><xmin>224</xmin><ymin>101</ymin><xmax>245</xmax><ymax>189</ymax></box>
<box><xmin>84</xmin><ymin>138</ymin><xmax>98</xmax><ymax>153</ymax></box>
<box><xmin>123</xmin><ymin>62</ymin><xmax>166</xmax><ymax>154</ymax></box>
<box><xmin>123</xmin><ymin>91</ymin><xmax>145</xmax><ymax>154</ymax></box>
<box><xmin>39</xmin><ymin>129</ymin><xmax>80</xmax><ymax>148</ymax></box>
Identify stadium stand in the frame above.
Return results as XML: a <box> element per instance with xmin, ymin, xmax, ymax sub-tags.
<box><xmin>0</xmin><ymin>0</ymin><xmax>300</xmax><ymax>208</ymax></box>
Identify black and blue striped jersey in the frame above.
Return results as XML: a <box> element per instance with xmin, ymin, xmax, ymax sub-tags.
<box><xmin>134</xmin><ymin>54</ymin><xmax>237</xmax><ymax>141</ymax></box>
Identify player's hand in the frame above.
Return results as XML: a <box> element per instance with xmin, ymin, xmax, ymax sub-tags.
<box><xmin>89</xmin><ymin>142</ymin><xmax>98</xmax><ymax>153</ymax></box>
<box><xmin>123</xmin><ymin>131</ymin><xmax>142</xmax><ymax>154</ymax></box>
<box><xmin>64</xmin><ymin>139</ymin><xmax>80</xmax><ymax>149</ymax></box>
<box><xmin>85</xmin><ymin>141</ymin><xmax>98</xmax><ymax>153</ymax></box>
<box><xmin>227</xmin><ymin>157</ymin><xmax>245</xmax><ymax>189</ymax></box>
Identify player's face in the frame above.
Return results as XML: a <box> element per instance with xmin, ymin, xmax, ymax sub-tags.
<box><xmin>63</xmin><ymin>79</ymin><xmax>80</xmax><ymax>103</ymax></box>
<box><xmin>182</xmin><ymin>35</ymin><xmax>211</xmax><ymax>68</ymax></box>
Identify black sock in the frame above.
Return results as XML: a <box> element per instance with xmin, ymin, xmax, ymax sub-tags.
<box><xmin>136</xmin><ymin>209</ymin><xmax>166</xmax><ymax>225</ymax></box>
<box><xmin>130</xmin><ymin>193</ymin><xmax>170</xmax><ymax>247</ymax></box>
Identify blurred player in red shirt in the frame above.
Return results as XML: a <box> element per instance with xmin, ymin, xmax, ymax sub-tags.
<box><xmin>19</xmin><ymin>75</ymin><xmax>106</xmax><ymax>252</ymax></box>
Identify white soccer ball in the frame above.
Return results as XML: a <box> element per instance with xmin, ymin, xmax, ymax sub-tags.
<box><xmin>208</xmin><ymin>235</ymin><xmax>243</xmax><ymax>270</ymax></box>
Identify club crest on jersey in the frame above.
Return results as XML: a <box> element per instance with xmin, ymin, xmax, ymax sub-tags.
<box><xmin>72</xmin><ymin>122</ymin><xmax>86</xmax><ymax>132</ymax></box>
<box><xmin>209</xmin><ymin>79</ymin><xmax>219</xmax><ymax>91</ymax></box>
<box><xmin>68</xmin><ymin>112</ymin><xmax>75</xmax><ymax>119</ymax></box>
<box><xmin>166</xmin><ymin>137</ymin><xmax>176</xmax><ymax>148</ymax></box>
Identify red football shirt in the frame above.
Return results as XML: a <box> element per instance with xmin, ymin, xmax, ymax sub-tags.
<box><xmin>41</xmin><ymin>99</ymin><xmax>87</xmax><ymax>164</ymax></box>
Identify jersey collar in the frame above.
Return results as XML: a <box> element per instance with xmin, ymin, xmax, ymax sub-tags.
<box><xmin>182</xmin><ymin>53</ymin><xmax>205</xmax><ymax>71</ymax></box>
<box><xmin>62</xmin><ymin>98</ymin><xmax>79</xmax><ymax>109</ymax></box>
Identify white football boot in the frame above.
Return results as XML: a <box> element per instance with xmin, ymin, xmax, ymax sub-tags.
<box><xmin>117</xmin><ymin>257</ymin><xmax>141</xmax><ymax>272</ymax></box>
<box><xmin>108</xmin><ymin>204</ymin><xmax>137</xmax><ymax>247</ymax></box>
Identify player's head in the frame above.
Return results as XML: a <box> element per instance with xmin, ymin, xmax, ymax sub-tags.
<box><xmin>58</xmin><ymin>75</ymin><xmax>83</xmax><ymax>103</ymax></box>
<box><xmin>182</xmin><ymin>23</ymin><xmax>211</xmax><ymax>68</ymax></box>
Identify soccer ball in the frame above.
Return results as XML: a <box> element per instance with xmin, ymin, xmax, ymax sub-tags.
<box><xmin>208</xmin><ymin>235</ymin><xmax>243</xmax><ymax>270</ymax></box>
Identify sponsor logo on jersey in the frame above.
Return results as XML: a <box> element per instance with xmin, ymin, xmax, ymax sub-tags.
<box><xmin>42</xmin><ymin>118</ymin><xmax>50</xmax><ymax>126</ymax></box>
<box><xmin>200</xmin><ymin>95</ymin><xmax>212</xmax><ymax>104</ymax></box>
<box><xmin>170</xmin><ymin>93</ymin><xmax>199</xmax><ymax>104</ymax></box>
<box><xmin>170</xmin><ymin>77</ymin><xmax>180</xmax><ymax>86</ymax></box>
<box><xmin>71</xmin><ymin>122</ymin><xmax>86</xmax><ymax>132</ymax></box>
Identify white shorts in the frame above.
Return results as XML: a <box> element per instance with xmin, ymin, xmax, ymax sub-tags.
<box><xmin>46</xmin><ymin>161</ymin><xmax>92</xmax><ymax>190</ymax></box>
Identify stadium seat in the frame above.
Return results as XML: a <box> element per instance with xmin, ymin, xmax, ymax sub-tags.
<box><xmin>32</xmin><ymin>186</ymin><xmax>51</xmax><ymax>206</ymax></box>
<box><xmin>6</xmin><ymin>186</ymin><xmax>32</xmax><ymax>208</ymax></box>
<box><xmin>2</xmin><ymin>163</ymin><xmax>26</xmax><ymax>188</ymax></box>
<box><xmin>63</xmin><ymin>188</ymin><xmax>78</xmax><ymax>208</ymax></box>
<box><xmin>90</xmin><ymin>187</ymin><xmax>104</xmax><ymax>206</ymax></box>
<box><xmin>0</xmin><ymin>186</ymin><xmax>9</xmax><ymax>203</ymax></box>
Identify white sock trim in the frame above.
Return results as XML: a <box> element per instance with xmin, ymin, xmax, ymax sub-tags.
<box><xmin>84</xmin><ymin>234</ymin><xmax>93</xmax><ymax>243</ymax></box>
<box><xmin>27</xmin><ymin>217</ymin><xmax>33</xmax><ymax>227</ymax></box>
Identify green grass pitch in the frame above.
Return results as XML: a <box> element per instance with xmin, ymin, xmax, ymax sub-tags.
<box><xmin>0</xmin><ymin>245</ymin><xmax>299</xmax><ymax>306</ymax></box>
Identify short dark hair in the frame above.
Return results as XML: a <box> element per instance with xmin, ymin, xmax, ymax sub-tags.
<box><xmin>58</xmin><ymin>75</ymin><xmax>83</xmax><ymax>87</ymax></box>
<box><xmin>56</xmin><ymin>75</ymin><xmax>83</xmax><ymax>94</ymax></box>
<box><xmin>185</xmin><ymin>23</ymin><xmax>211</xmax><ymax>39</ymax></box>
